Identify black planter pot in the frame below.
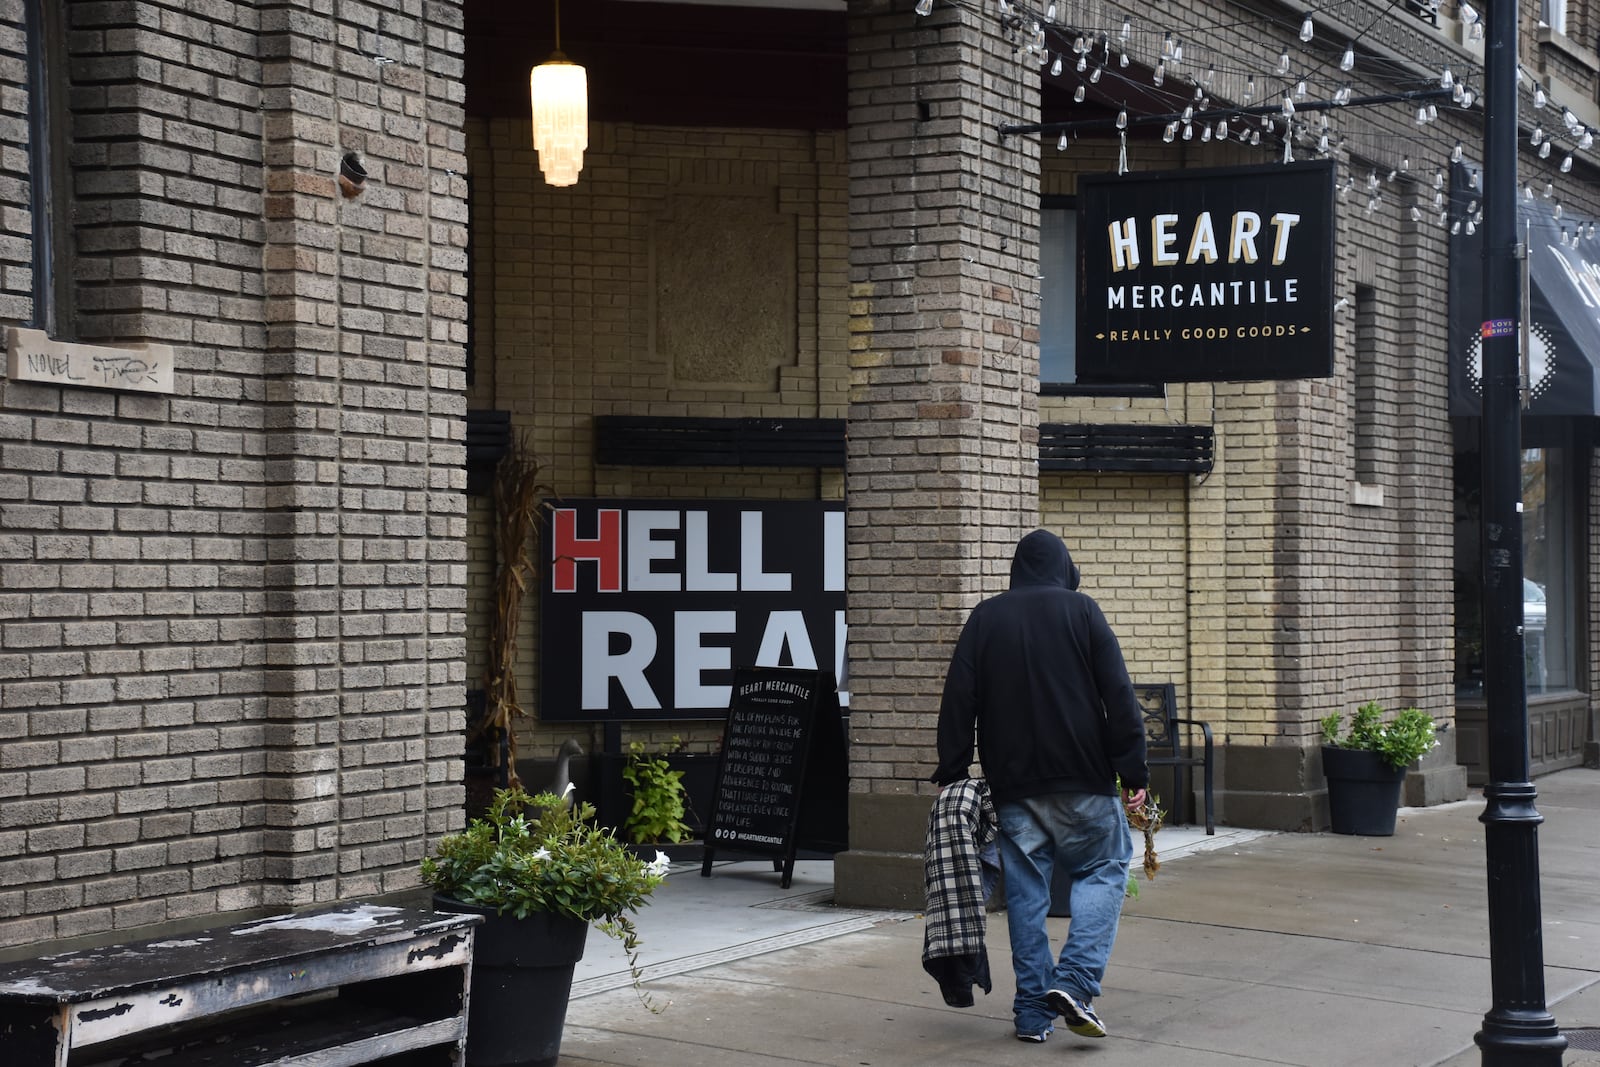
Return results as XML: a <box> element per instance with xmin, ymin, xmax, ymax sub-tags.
<box><xmin>1321</xmin><ymin>746</ymin><xmax>1408</xmax><ymax>836</ymax></box>
<box><xmin>432</xmin><ymin>895</ymin><xmax>589</xmax><ymax>1067</ymax></box>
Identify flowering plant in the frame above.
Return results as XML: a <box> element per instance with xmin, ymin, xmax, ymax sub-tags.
<box><xmin>422</xmin><ymin>787</ymin><xmax>670</xmax><ymax>1001</ymax></box>
<box><xmin>1320</xmin><ymin>701</ymin><xmax>1439</xmax><ymax>770</ymax></box>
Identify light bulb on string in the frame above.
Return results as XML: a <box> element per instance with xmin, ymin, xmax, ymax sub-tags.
<box><xmin>1058</xmin><ymin>132</ymin><xmax>1069</xmax><ymax>151</ymax></box>
<box><xmin>1250</xmin><ymin>130</ymin><xmax>1261</xmax><ymax>146</ymax></box>
<box><xmin>915</xmin><ymin>0</ymin><xmax>933</xmax><ymax>14</ymax></box>
<box><xmin>1183</xmin><ymin>122</ymin><xmax>1194</xmax><ymax>141</ymax></box>
<box><xmin>1415</xmin><ymin>105</ymin><xmax>1428</xmax><ymax>125</ymax></box>
<box><xmin>1534</xmin><ymin>85</ymin><xmax>1548</xmax><ymax>108</ymax></box>
<box><xmin>1153</xmin><ymin>60</ymin><xmax>1165</xmax><ymax>86</ymax></box>
<box><xmin>1115</xmin><ymin>106</ymin><xmax>1128</xmax><ymax>130</ymax></box>
<box><xmin>1050</xmin><ymin>55</ymin><xmax>1063</xmax><ymax>76</ymax></box>
<box><xmin>1276</xmin><ymin>50</ymin><xmax>1290</xmax><ymax>76</ymax></box>
<box><xmin>1532</xmin><ymin>125</ymin><xmax>1544</xmax><ymax>146</ymax></box>
<box><xmin>1564</xmin><ymin>109</ymin><xmax>1580</xmax><ymax>130</ymax></box>
<box><xmin>1118</xmin><ymin>49</ymin><xmax>1129</xmax><ymax>68</ymax></box>
<box><xmin>1074</xmin><ymin>84</ymin><xmax>1086</xmax><ymax>102</ymax></box>
<box><xmin>1545</xmin><ymin>181</ymin><xmax>1555</xmax><ymax>198</ymax></box>
<box><xmin>1410</xmin><ymin>205</ymin><xmax>1422</xmax><ymax>222</ymax></box>
<box><xmin>1282</xmin><ymin>95</ymin><xmax>1295</xmax><ymax>118</ymax></box>
<box><xmin>1339</xmin><ymin>45</ymin><xmax>1355</xmax><ymax>72</ymax></box>
<box><xmin>1401</xmin><ymin>155</ymin><xmax>1410</xmax><ymax>172</ymax></box>
<box><xmin>1581</xmin><ymin>131</ymin><xmax>1594</xmax><ymax>149</ymax></box>
<box><xmin>1451</xmin><ymin>219</ymin><xmax>1461</xmax><ymax>234</ymax></box>
<box><xmin>1540</xmin><ymin>141</ymin><xmax>1552</xmax><ymax>159</ymax></box>
<box><xmin>1120</xmin><ymin>17</ymin><xmax>1130</xmax><ymax>41</ymax></box>
<box><xmin>1555</xmin><ymin>202</ymin><xmax>1564</xmax><ymax>219</ymax></box>
<box><xmin>1163</xmin><ymin>31</ymin><xmax>1175</xmax><ymax>57</ymax></box>
<box><xmin>1244</xmin><ymin>76</ymin><xmax>1255</xmax><ymax>103</ymax></box>
<box><xmin>1462</xmin><ymin>89</ymin><xmax>1476</xmax><ymax>107</ymax></box>
<box><xmin>1466</xmin><ymin>219</ymin><xmax>1476</xmax><ymax>234</ymax></box>
<box><xmin>1090</xmin><ymin>65</ymin><xmax>1102</xmax><ymax>83</ymax></box>
<box><xmin>1433</xmin><ymin>169</ymin><xmax>1444</xmax><ymax>190</ymax></box>
<box><xmin>1460</xmin><ymin>1</ymin><xmax>1478</xmax><ymax>23</ymax></box>
<box><xmin>1202</xmin><ymin>125</ymin><xmax>1212</xmax><ymax>142</ymax></box>
<box><xmin>1524</xmin><ymin>182</ymin><xmax>1535</xmax><ymax>200</ymax></box>
<box><xmin>1215</xmin><ymin>119</ymin><xmax>1228</xmax><ymax>139</ymax></box>
<box><xmin>1181</xmin><ymin>105</ymin><xmax>1194</xmax><ymax>123</ymax></box>
<box><xmin>1076</xmin><ymin>55</ymin><xmax>1087</xmax><ymax>72</ymax></box>
<box><xmin>1387</xmin><ymin>167</ymin><xmax>1397</xmax><ymax>181</ymax></box>
<box><xmin>1204</xmin><ymin>65</ymin><xmax>1215</xmax><ymax>86</ymax></box>
<box><xmin>1428</xmin><ymin>103</ymin><xmax>1438</xmax><ymax>121</ymax></box>
<box><xmin>1046</xmin><ymin>2</ymin><xmax>1057</xmax><ymax>19</ymax></box>
<box><xmin>1470</xmin><ymin>22</ymin><xmax>1483</xmax><ymax>41</ymax></box>
<box><xmin>1441</xmin><ymin>67</ymin><xmax>1453</xmax><ymax>89</ymax></box>
<box><xmin>1163</xmin><ymin>122</ymin><xmax>1177</xmax><ymax>143</ymax></box>
<box><xmin>1561</xmin><ymin>154</ymin><xmax>1573</xmax><ymax>173</ymax></box>
<box><xmin>1317</xmin><ymin>131</ymin><xmax>1330</xmax><ymax>153</ymax></box>
<box><xmin>1334</xmin><ymin>85</ymin><xmax>1352</xmax><ymax>105</ymax></box>
<box><xmin>1300</xmin><ymin>15</ymin><xmax>1314</xmax><ymax>41</ymax></box>
<box><xmin>1453</xmin><ymin>82</ymin><xmax>1465</xmax><ymax>103</ymax></box>
<box><xmin>1172</xmin><ymin>40</ymin><xmax>1182</xmax><ymax>63</ymax></box>
<box><xmin>1296</xmin><ymin>79</ymin><xmax>1307</xmax><ymax>99</ymax></box>
<box><xmin>1451</xmin><ymin>141</ymin><xmax>1464</xmax><ymax>163</ymax></box>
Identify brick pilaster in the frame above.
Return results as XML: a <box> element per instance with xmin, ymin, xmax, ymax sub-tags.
<box><xmin>836</xmin><ymin>0</ymin><xmax>1040</xmax><ymax>907</ymax></box>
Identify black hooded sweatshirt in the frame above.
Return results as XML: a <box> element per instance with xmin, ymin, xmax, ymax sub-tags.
<box><xmin>932</xmin><ymin>530</ymin><xmax>1148</xmax><ymax>803</ymax></box>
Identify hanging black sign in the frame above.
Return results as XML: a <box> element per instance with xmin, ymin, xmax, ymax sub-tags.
<box><xmin>1075</xmin><ymin>161</ymin><xmax>1336</xmax><ymax>384</ymax></box>
<box><xmin>700</xmin><ymin>666</ymin><xmax>848</xmax><ymax>888</ymax></box>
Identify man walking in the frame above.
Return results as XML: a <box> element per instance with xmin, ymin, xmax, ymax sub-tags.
<box><xmin>932</xmin><ymin>529</ymin><xmax>1149</xmax><ymax>1044</ymax></box>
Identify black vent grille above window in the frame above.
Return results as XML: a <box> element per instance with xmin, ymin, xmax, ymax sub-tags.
<box><xmin>594</xmin><ymin>416</ymin><xmax>846</xmax><ymax>468</ymax></box>
<box><xmin>1039</xmin><ymin>423</ymin><xmax>1214</xmax><ymax>474</ymax></box>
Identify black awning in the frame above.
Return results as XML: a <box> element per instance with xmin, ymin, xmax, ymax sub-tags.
<box><xmin>1450</xmin><ymin>171</ymin><xmax>1600</xmax><ymax>417</ymax></box>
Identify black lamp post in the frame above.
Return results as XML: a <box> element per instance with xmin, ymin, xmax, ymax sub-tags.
<box><xmin>1473</xmin><ymin>1</ymin><xmax>1566</xmax><ymax>1062</ymax></box>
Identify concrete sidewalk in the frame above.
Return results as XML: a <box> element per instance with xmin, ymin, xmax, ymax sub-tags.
<box><xmin>560</xmin><ymin>767</ymin><xmax>1600</xmax><ymax>1066</ymax></box>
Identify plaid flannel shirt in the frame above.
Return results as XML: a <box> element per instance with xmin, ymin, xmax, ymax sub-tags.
<box><xmin>921</xmin><ymin>777</ymin><xmax>1000</xmax><ymax>1006</ymax></box>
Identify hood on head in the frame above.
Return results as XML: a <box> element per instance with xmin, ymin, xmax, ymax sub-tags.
<box><xmin>1010</xmin><ymin>529</ymin><xmax>1080</xmax><ymax>590</ymax></box>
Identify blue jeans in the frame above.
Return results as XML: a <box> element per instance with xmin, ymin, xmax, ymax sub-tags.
<box><xmin>996</xmin><ymin>793</ymin><xmax>1132</xmax><ymax>1033</ymax></box>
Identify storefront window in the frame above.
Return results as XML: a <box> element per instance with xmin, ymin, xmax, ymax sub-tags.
<box><xmin>1453</xmin><ymin>424</ymin><xmax>1578</xmax><ymax>698</ymax></box>
<box><xmin>1039</xmin><ymin>202</ymin><xmax>1077</xmax><ymax>385</ymax></box>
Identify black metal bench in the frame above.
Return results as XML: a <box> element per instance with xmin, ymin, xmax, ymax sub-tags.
<box><xmin>0</xmin><ymin>903</ymin><xmax>480</xmax><ymax>1067</ymax></box>
<box><xmin>1134</xmin><ymin>682</ymin><xmax>1215</xmax><ymax>835</ymax></box>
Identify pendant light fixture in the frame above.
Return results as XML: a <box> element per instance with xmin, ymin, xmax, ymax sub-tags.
<box><xmin>530</xmin><ymin>0</ymin><xmax>587</xmax><ymax>187</ymax></box>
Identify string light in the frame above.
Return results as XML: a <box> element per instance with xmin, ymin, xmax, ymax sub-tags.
<box><xmin>915</xmin><ymin>0</ymin><xmax>933</xmax><ymax>15</ymax></box>
<box><xmin>1300</xmin><ymin>15</ymin><xmax>1314</xmax><ymax>41</ymax></box>
<box><xmin>1339</xmin><ymin>45</ymin><xmax>1355</xmax><ymax>72</ymax></box>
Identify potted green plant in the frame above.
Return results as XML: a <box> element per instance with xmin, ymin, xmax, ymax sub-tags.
<box><xmin>423</xmin><ymin>788</ymin><xmax>670</xmax><ymax>1067</ymax></box>
<box><xmin>1319</xmin><ymin>701</ymin><xmax>1439</xmax><ymax>836</ymax></box>
<box><xmin>621</xmin><ymin>738</ymin><xmax>695</xmax><ymax>847</ymax></box>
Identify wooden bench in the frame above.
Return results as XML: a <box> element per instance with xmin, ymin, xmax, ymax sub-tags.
<box><xmin>0</xmin><ymin>902</ymin><xmax>480</xmax><ymax>1067</ymax></box>
<box><xmin>1134</xmin><ymin>682</ymin><xmax>1215</xmax><ymax>835</ymax></box>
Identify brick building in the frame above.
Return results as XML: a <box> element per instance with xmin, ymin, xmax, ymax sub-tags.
<box><xmin>2</xmin><ymin>0</ymin><xmax>1596</xmax><ymax>947</ymax></box>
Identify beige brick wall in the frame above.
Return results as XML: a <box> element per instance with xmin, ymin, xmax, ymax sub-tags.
<box><xmin>0</xmin><ymin>0</ymin><xmax>468</xmax><ymax>950</ymax></box>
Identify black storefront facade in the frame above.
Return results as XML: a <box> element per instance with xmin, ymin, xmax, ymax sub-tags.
<box><xmin>1450</xmin><ymin>185</ymin><xmax>1600</xmax><ymax>781</ymax></box>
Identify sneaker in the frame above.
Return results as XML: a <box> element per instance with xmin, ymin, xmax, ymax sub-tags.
<box><xmin>1015</xmin><ymin>1025</ymin><xmax>1053</xmax><ymax>1043</ymax></box>
<box><xmin>1046</xmin><ymin>989</ymin><xmax>1107</xmax><ymax>1039</ymax></box>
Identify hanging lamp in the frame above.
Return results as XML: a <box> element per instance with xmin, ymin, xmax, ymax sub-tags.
<box><xmin>530</xmin><ymin>0</ymin><xmax>587</xmax><ymax>187</ymax></box>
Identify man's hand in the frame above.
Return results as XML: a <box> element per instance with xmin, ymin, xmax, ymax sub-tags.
<box><xmin>1122</xmin><ymin>787</ymin><xmax>1147</xmax><ymax>812</ymax></box>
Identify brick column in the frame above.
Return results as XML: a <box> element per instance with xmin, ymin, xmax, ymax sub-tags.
<box><xmin>258</xmin><ymin>0</ymin><xmax>469</xmax><ymax>907</ymax></box>
<box><xmin>835</xmin><ymin>0</ymin><xmax>1040</xmax><ymax>908</ymax></box>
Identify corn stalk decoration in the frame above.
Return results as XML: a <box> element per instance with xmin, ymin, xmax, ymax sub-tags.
<box><xmin>472</xmin><ymin>434</ymin><xmax>553</xmax><ymax>789</ymax></box>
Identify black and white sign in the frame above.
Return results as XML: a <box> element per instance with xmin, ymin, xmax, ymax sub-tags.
<box><xmin>1075</xmin><ymin>161</ymin><xmax>1336</xmax><ymax>384</ymax></box>
<box><xmin>539</xmin><ymin>499</ymin><xmax>847</xmax><ymax>722</ymax></box>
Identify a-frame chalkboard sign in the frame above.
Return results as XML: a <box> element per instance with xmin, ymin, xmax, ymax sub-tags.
<box><xmin>700</xmin><ymin>666</ymin><xmax>848</xmax><ymax>888</ymax></box>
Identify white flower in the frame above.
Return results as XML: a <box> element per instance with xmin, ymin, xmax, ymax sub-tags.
<box><xmin>646</xmin><ymin>851</ymin><xmax>672</xmax><ymax>877</ymax></box>
<box><xmin>530</xmin><ymin>847</ymin><xmax>551</xmax><ymax>861</ymax></box>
